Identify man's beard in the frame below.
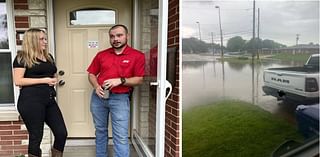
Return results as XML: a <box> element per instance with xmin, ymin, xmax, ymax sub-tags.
<box><xmin>112</xmin><ymin>41</ymin><xmax>126</xmax><ymax>50</ymax></box>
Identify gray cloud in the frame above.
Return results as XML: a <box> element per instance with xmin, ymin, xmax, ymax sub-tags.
<box><xmin>182</xmin><ymin>0</ymin><xmax>319</xmax><ymax>46</ymax></box>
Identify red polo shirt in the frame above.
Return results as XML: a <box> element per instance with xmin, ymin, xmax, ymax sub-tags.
<box><xmin>87</xmin><ymin>45</ymin><xmax>145</xmax><ymax>93</ymax></box>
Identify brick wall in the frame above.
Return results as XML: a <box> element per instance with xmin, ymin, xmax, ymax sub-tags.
<box><xmin>165</xmin><ymin>0</ymin><xmax>180</xmax><ymax>157</ymax></box>
<box><xmin>0</xmin><ymin>121</ymin><xmax>28</xmax><ymax>157</ymax></box>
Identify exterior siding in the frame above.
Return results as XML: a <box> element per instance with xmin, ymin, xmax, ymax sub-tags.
<box><xmin>165</xmin><ymin>0</ymin><xmax>180</xmax><ymax>157</ymax></box>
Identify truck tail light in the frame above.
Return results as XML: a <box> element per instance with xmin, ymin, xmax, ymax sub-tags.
<box><xmin>305</xmin><ymin>78</ymin><xmax>318</xmax><ymax>92</ymax></box>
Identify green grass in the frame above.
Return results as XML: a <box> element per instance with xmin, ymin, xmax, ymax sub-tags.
<box><xmin>267</xmin><ymin>53</ymin><xmax>311</xmax><ymax>62</ymax></box>
<box><xmin>220</xmin><ymin>53</ymin><xmax>313</xmax><ymax>64</ymax></box>
<box><xmin>183</xmin><ymin>100</ymin><xmax>303</xmax><ymax>157</ymax></box>
<box><xmin>218</xmin><ymin>57</ymin><xmax>263</xmax><ymax>64</ymax></box>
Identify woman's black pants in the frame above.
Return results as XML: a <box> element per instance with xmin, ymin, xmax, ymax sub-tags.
<box><xmin>17</xmin><ymin>87</ymin><xmax>68</xmax><ymax>156</ymax></box>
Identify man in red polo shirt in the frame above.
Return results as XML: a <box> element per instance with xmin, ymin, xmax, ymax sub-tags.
<box><xmin>87</xmin><ymin>24</ymin><xmax>145</xmax><ymax>157</ymax></box>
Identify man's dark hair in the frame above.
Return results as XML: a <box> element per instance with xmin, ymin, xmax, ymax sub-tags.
<box><xmin>109</xmin><ymin>24</ymin><xmax>128</xmax><ymax>34</ymax></box>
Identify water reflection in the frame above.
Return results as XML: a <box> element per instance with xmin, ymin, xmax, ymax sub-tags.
<box><xmin>182</xmin><ymin>57</ymin><xmax>305</xmax><ymax>123</ymax></box>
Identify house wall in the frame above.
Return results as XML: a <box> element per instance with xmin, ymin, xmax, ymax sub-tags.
<box><xmin>0</xmin><ymin>120</ymin><xmax>27</xmax><ymax>156</ymax></box>
<box><xmin>0</xmin><ymin>0</ymin><xmax>52</xmax><ymax>156</ymax></box>
<box><xmin>165</xmin><ymin>0</ymin><xmax>180</xmax><ymax>157</ymax></box>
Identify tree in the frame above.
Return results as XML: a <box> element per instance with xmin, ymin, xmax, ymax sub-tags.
<box><xmin>261</xmin><ymin>39</ymin><xmax>286</xmax><ymax>49</ymax></box>
<box><xmin>226</xmin><ymin>36</ymin><xmax>246</xmax><ymax>52</ymax></box>
<box><xmin>182</xmin><ymin>37</ymin><xmax>211</xmax><ymax>53</ymax></box>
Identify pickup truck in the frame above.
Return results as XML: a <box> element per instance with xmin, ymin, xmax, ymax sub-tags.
<box><xmin>262</xmin><ymin>54</ymin><xmax>319</xmax><ymax>103</ymax></box>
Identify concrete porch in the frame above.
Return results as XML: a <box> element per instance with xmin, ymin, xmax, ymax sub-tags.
<box><xmin>63</xmin><ymin>140</ymin><xmax>138</xmax><ymax>157</ymax></box>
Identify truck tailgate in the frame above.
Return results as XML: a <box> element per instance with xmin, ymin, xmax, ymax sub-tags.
<box><xmin>264</xmin><ymin>70</ymin><xmax>306</xmax><ymax>93</ymax></box>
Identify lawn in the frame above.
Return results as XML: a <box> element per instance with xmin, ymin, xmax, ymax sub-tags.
<box><xmin>267</xmin><ymin>53</ymin><xmax>311</xmax><ymax>62</ymax></box>
<box><xmin>183</xmin><ymin>100</ymin><xmax>303</xmax><ymax>157</ymax></box>
<box><xmin>219</xmin><ymin>53</ymin><xmax>312</xmax><ymax>64</ymax></box>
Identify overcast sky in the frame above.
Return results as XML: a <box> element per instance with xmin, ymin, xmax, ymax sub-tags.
<box><xmin>182</xmin><ymin>0</ymin><xmax>319</xmax><ymax>46</ymax></box>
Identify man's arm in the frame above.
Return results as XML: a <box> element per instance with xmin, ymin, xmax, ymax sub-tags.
<box><xmin>122</xmin><ymin>76</ymin><xmax>143</xmax><ymax>86</ymax></box>
<box><xmin>88</xmin><ymin>73</ymin><xmax>104</xmax><ymax>97</ymax></box>
<box><xmin>103</xmin><ymin>76</ymin><xmax>143</xmax><ymax>89</ymax></box>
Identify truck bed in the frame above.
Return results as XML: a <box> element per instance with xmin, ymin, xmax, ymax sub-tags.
<box><xmin>267</xmin><ymin>66</ymin><xmax>319</xmax><ymax>74</ymax></box>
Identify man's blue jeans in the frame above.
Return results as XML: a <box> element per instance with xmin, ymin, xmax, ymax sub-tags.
<box><xmin>90</xmin><ymin>91</ymin><xmax>130</xmax><ymax>157</ymax></box>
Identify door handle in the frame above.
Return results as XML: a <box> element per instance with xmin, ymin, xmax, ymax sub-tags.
<box><xmin>58</xmin><ymin>70</ymin><xmax>65</xmax><ymax>76</ymax></box>
<box><xmin>150</xmin><ymin>81</ymin><xmax>159</xmax><ymax>86</ymax></box>
<box><xmin>165</xmin><ymin>80</ymin><xmax>172</xmax><ymax>100</ymax></box>
<box><xmin>149</xmin><ymin>80</ymin><xmax>172</xmax><ymax>100</ymax></box>
<box><xmin>58</xmin><ymin>80</ymin><xmax>65</xmax><ymax>86</ymax></box>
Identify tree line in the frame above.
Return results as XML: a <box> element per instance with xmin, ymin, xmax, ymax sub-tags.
<box><xmin>182</xmin><ymin>36</ymin><xmax>286</xmax><ymax>54</ymax></box>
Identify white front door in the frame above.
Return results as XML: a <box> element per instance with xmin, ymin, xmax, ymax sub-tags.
<box><xmin>54</xmin><ymin>0</ymin><xmax>132</xmax><ymax>137</ymax></box>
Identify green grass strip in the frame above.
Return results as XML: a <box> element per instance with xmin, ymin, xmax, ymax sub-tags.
<box><xmin>267</xmin><ymin>53</ymin><xmax>311</xmax><ymax>62</ymax></box>
<box><xmin>183</xmin><ymin>100</ymin><xmax>303</xmax><ymax>157</ymax></box>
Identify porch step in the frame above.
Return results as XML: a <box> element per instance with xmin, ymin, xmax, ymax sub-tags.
<box><xmin>63</xmin><ymin>145</ymin><xmax>139</xmax><ymax>157</ymax></box>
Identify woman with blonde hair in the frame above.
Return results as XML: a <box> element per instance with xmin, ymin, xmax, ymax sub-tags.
<box><xmin>13</xmin><ymin>28</ymin><xmax>67</xmax><ymax>157</ymax></box>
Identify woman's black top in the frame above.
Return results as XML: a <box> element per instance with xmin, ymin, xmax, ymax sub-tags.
<box><xmin>13</xmin><ymin>56</ymin><xmax>57</xmax><ymax>79</ymax></box>
<box><xmin>12</xmin><ymin>55</ymin><xmax>57</xmax><ymax>98</ymax></box>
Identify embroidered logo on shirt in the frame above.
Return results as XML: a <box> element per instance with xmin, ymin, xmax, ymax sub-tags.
<box><xmin>122</xmin><ymin>60</ymin><xmax>130</xmax><ymax>63</ymax></box>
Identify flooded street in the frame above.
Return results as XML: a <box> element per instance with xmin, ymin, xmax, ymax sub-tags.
<box><xmin>182</xmin><ymin>54</ymin><xmax>306</xmax><ymax>123</ymax></box>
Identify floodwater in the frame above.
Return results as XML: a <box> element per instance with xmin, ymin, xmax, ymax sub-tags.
<box><xmin>182</xmin><ymin>54</ymin><xmax>306</xmax><ymax>123</ymax></box>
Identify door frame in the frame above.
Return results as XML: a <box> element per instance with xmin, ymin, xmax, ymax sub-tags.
<box><xmin>47</xmin><ymin>0</ymin><xmax>55</xmax><ymax>59</ymax></box>
<box><xmin>153</xmin><ymin>1</ymin><xmax>169</xmax><ymax>157</ymax></box>
<box><xmin>131</xmin><ymin>0</ymin><xmax>169</xmax><ymax>157</ymax></box>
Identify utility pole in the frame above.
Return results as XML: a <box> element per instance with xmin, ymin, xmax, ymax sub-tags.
<box><xmin>196</xmin><ymin>21</ymin><xmax>201</xmax><ymax>41</ymax></box>
<box><xmin>296</xmin><ymin>34</ymin><xmax>300</xmax><ymax>45</ymax></box>
<box><xmin>215</xmin><ymin>6</ymin><xmax>224</xmax><ymax>58</ymax></box>
<box><xmin>211</xmin><ymin>32</ymin><xmax>214</xmax><ymax>55</ymax></box>
<box><xmin>251</xmin><ymin>0</ymin><xmax>256</xmax><ymax>105</ymax></box>
<box><xmin>252</xmin><ymin>0</ymin><xmax>256</xmax><ymax>58</ymax></box>
<box><xmin>257</xmin><ymin>8</ymin><xmax>260</xmax><ymax>59</ymax></box>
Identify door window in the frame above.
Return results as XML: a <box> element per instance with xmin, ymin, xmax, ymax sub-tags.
<box><xmin>0</xmin><ymin>0</ymin><xmax>14</xmax><ymax>105</ymax></box>
<box><xmin>69</xmin><ymin>8</ymin><xmax>116</xmax><ymax>26</ymax></box>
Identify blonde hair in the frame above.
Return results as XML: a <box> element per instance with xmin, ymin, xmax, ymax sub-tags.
<box><xmin>16</xmin><ymin>28</ymin><xmax>53</xmax><ymax>68</ymax></box>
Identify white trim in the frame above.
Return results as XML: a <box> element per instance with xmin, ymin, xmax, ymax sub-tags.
<box><xmin>178</xmin><ymin>0</ymin><xmax>182</xmax><ymax>156</ymax></box>
<box><xmin>6</xmin><ymin>0</ymin><xmax>16</xmax><ymax>56</ymax></box>
<box><xmin>132</xmin><ymin>131</ymin><xmax>154</xmax><ymax>157</ymax></box>
<box><xmin>47</xmin><ymin>0</ymin><xmax>55</xmax><ymax>57</ymax></box>
<box><xmin>132</xmin><ymin>139</ymin><xmax>143</xmax><ymax>157</ymax></box>
<box><xmin>6</xmin><ymin>0</ymin><xmax>18</xmax><ymax>109</ymax></box>
<box><xmin>131</xmin><ymin>0</ymin><xmax>138</xmax><ymax>134</ymax></box>
<box><xmin>155</xmin><ymin>0</ymin><xmax>168</xmax><ymax>157</ymax></box>
<box><xmin>0</xmin><ymin>110</ymin><xmax>19</xmax><ymax>121</ymax></box>
<box><xmin>47</xmin><ymin>0</ymin><xmax>56</xmax><ymax>149</ymax></box>
<box><xmin>132</xmin><ymin>0</ymin><xmax>139</xmax><ymax>49</ymax></box>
